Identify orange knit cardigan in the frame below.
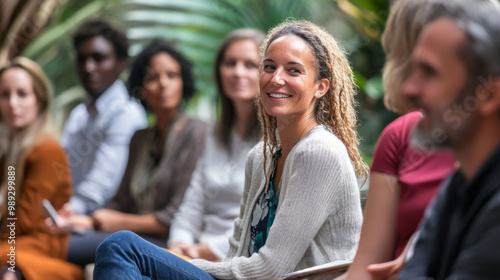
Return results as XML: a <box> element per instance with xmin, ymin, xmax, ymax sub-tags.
<box><xmin>0</xmin><ymin>140</ymin><xmax>83</xmax><ymax>280</ymax></box>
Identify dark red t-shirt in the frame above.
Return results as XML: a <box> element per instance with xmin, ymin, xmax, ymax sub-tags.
<box><xmin>371</xmin><ymin>111</ymin><xmax>456</xmax><ymax>258</ymax></box>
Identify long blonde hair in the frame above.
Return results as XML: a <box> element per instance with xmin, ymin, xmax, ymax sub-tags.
<box><xmin>0</xmin><ymin>57</ymin><xmax>55</xmax><ymax>220</ymax></box>
<box><xmin>381</xmin><ymin>0</ymin><xmax>438</xmax><ymax>113</ymax></box>
<box><xmin>255</xmin><ymin>20</ymin><xmax>368</xmax><ymax>182</ymax></box>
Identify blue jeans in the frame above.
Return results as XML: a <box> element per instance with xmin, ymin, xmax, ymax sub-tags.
<box><xmin>93</xmin><ymin>231</ymin><xmax>217</xmax><ymax>280</ymax></box>
<box><xmin>69</xmin><ymin>230</ymin><xmax>166</xmax><ymax>267</ymax></box>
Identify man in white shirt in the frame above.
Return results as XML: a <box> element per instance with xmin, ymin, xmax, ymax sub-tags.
<box><xmin>61</xmin><ymin>19</ymin><xmax>147</xmax><ymax>215</ymax></box>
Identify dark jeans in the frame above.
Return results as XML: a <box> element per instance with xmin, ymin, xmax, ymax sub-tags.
<box><xmin>93</xmin><ymin>231</ymin><xmax>217</xmax><ymax>280</ymax></box>
<box><xmin>68</xmin><ymin>230</ymin><xmax>166</xmax><ymax>267</ymax></box>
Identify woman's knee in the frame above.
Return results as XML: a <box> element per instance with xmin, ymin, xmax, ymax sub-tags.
<box><xmin>96</xmin><ymin>230</ymin><xmax>140</xmax><ymax>256</ymax></box>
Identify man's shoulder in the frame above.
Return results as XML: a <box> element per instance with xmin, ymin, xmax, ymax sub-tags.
<box><xmin>67</xmin><ymin>103</ymin><xmax>88</xmax><ymax>118</ymax></box>
<box><xmin>116</xmin><ymin>96</ymin><xmax>145</xmax><ymax>114</ymax></box>
<box><xmin>100</xmin><ymin>80</ymin><xmax>146</xmax><ymax>116</ymax></box>
<box><xmin>107</xmin><ymin>97</ymin><xmax>147</xmax><ymax>127</ymax></box>
<box><xmin>446</xmin><ymin>186</ymin><xmax>500</xmax><ymax>278</ymax></box>
<box><xmin>467</xmin><ymin>184</ymin><xmax>500</xmax><ymax>233</ymax></box>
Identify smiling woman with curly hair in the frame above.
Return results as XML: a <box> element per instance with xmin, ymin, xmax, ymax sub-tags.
<box><xmin>93</xmin><ymin>20</ymin><xmax>366</xmax><ymax>280</ymax></box>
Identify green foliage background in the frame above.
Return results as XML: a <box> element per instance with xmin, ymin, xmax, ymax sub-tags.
<box><xmin>22</xmin><ymin>0</ymin><xmax>399</xmax><ymax>163</ymax></box>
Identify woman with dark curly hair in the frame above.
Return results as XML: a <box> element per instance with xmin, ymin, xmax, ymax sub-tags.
<box><xmin>93</xmin><ymin>20</ymin><xmax>366</xmax><ymax>280</ymax></box>
<box><xmin>49</xmin><ymin>40</ymin><xmax>207</xmax><ymax>267</ymax></box>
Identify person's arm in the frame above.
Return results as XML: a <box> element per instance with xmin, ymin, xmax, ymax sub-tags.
<box><xmin>366</xmin><ymin>253</ymin><xmax>406</xmax><ymax>280</ymax></box>
<box><xmin>69</xmin><ymin>109</ymin><xmax>147</xmax><ymax>215</ymax></box>
<box><xmin>169</xmin><ymin>135</ymin><xmax>238</xmax><ymax>261</ymax></box>
<box><xmin>171</xmin><ymin>242</ymin><xmax>221</xmax><ymax>262</ymax></box>
<box><xmin>368</xmin><ymin>184</ymin><xmax>500</xmax><ymax>280</ymax></box>
<box><xmin>190</xmin><ymin>136</ymin><xmax>361</xmax><ymax>279</ymax></box>
<box><xmin>396</xmin><ymin>178</ymin><xmax>449</xmax><ymax>279</ymax></box>
<box><xmin>203</xmin><ymin>225</ymin><xmax>237</xmax><ymax>260</ymax></box>
<box><xmin>167</xmin><ymin>157</ymin><xmax>208</xmax><ymax>247</ymax></box>
<box><xmin>17</xmin><ymin>142</ymin><xmax>72</xmax><ymax>236</ymax></box>
<box><xmin>45</xmin><ymin>203</ymin><xmax>93</xmax><ymax>234</ymax></box>
<box><xmin>152</xmin><ymin>122</ymin><xmax>208</xmax><ymax>230</ymax></box>
<box><xmin>93</xmin><ymin>122</ymin><xmax>207</xmax><ymax>236</ymax></box>
<box><xmin>105</xmin><ymin>130</ymin><xmax>144</xmax><ymax>213</ymax></box>
<box><xmin>92</xmin><ymin>209</ymin><xmax>168</xmax><ymax>235</ymax></box>
<box><xmin>222</xmin><ymin>142</ymin><xmax>258</xmax><ymax>261</ymax></box>
<box><xmin>337</xmin><ymin>115</ymin><xmax>411</xmax><ymax>280</ymax></box>
<box><xmin>339</xmin><ymin>172</ymin><xmax>400</xmax><ymax>280</ymax></box>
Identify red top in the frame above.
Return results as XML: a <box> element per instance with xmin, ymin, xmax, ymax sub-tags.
<box><xmin>371</xmin><ymin>111</ymin><xmax>456</xmax><ymax>258</ymax></box>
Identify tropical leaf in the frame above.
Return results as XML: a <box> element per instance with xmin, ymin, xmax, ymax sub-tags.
<box><xmin>23</xmin><ymin>1</ymin><xmax>107</xmax><ymax>58</ymax></box>
<box><xmin>0</xmin><ymin>0</ymin><xmax>60</xmax><ymax>65</ymax></box>
<box><xmin>11</xmin><ymin>0</ymin><xmax>395</xmax><ymax>158</ymax></box>
<box><xmin>121</xmin><ymin>0</ymin><xmax>340</xmax><ymax>116</ymax></box>
<box><xmin>332</xmin><ymin>0</ymin><xmax>388</xmax><ymax>40</ymax></box>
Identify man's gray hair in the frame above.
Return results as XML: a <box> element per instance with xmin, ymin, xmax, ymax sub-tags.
<box><xmin>426</xmin><ymin>0</ymin><xmax>500</xmax><ymax>80</ymax></box>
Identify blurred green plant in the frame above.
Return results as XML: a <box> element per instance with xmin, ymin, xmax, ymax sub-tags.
<box><xmin>22</xmin><ymin>0</ymin><xmax>124</xmax><ymax>128</ymax></box>
<box><xmin>15</xmin><ymin>0</ymin><xmax>398</xmax><ymax>160</ymax></box>
<box><xmin>120</xmin><ymin>0</ymin><xmax>396</xmax><ymax>160</ymax></box>
<box><xmin>332</xmin><ymin>0</ymin><xmax>399</xmax><ymax>158</ymax></box>
<box><xmin>0</xmin><ymin>0</ymin><xmax>60</xmax><ymax>65</ymax></box>
<box><xmin>121</xmin><ymin>0</ymin><xmax>341</xmax><ymax>121</ymax></box>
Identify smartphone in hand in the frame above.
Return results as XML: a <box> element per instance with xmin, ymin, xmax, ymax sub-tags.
<box><xmin>40</xmin><ymin>199</ymin><xmax>87</xmax><ymax>235</ymax></box>
<box><xmin>41</xmin><ymin>199</ymin><xmax>62</xmax><ymax>226</ymax></box>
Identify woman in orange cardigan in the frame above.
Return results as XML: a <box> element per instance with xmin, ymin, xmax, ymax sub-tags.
<box><xmin>0</xmin><ymin>57</ymin><xmax>83</xmax><ymax>280</ymax></box>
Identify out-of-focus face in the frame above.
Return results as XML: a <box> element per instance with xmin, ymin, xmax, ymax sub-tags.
<box><xmin>403</xmin><ymin>18</ymin><xmax>470</xmax><ymax>150</ymax></box>
<box><xmin>260</xmin><ymin>35</ymin><xmax>328</xmax><ymax>121</ymax></box>
<box><xmin>220</xmin><ymin>39</ymin><xmax>260</xmax><ymax>103</ymax></box>
<box><xmin>143</xmin><ymin>52</ymin><xmax>183</xmax><ymax>113</ymax></box>
<box><xmin>76</xmin><ymin>36</ymin><xmax>125</xmax><ymax>98</ymax></box>
<box><xmin>0</xmin><ymin>68</ymin><xmax>39</xmax><ymax>131</ymax></box>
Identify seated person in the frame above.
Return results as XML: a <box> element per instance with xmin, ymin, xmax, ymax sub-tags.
<box><xmin>167</xmin><ymin>28</ymin><xmax>265</xmax><ymax>261</ymax></box>
<box><xmin>397</xmin><ymin>0</ymin><xmax>500</xmax><ymax>278</ymax></box>
<box><xmin>336</xmin><ymin>1</ymin><xmax>456</xmax><ymax>279</ymax></box>
<box><xmin>363</xmin><ymin>1</ymin><xmax>500</xmax><ymax>279</ymax></box>
<box><xmin>0</xmin><ymin>57</ymin><xmax>83</xmax><ymax>280</ymax></box>
<box><xmin>93</xmin><ymin>20</ymin><xmax>366</xmax><ymax>280</ymax></box>
<box><xmin>49</xmin><ymin>40</ymin><xmax>207</xmax><ymax>267</ymax></box>
<box><xmin>61</xmin><ymin>19</ymin><xmax>147</xmax><ymax>215</ymax></box>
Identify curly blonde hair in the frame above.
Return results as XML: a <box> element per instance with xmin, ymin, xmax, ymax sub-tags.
<box><xmin>255</xmin><ymin>20</ymin><xmax>368</xmax><ymax>182</ymax></box>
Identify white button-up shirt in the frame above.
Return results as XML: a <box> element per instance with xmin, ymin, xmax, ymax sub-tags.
<box><xmin>61</xmin><ymin>80</ymin><xmax>147</xmax><ymax>214</ymax></box>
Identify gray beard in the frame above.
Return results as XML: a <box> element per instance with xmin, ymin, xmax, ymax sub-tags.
<box><xmin>410</xmin><ymin>114</ymin><xmax>461</xmax><ymax>153</ymax></box>
<box><xmin>409</xmin><ymin>110</ymin><xmax>472</xmax><ymax>153</ymax></box>
<box><xmin>409</xmin><ymin>123</ymin><xmax>449</xmax><ymax>152</ymax></box>
<box><xmin>409</xmin><ymin>80</ymin><xmax>478</xmax><ymax>152</ymax></box>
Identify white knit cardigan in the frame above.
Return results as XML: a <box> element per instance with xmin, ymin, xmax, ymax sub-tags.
<box><xmin>190</xmin><ymin>126</ymin><xmax>362</xmax><ymax>279</ymax></box>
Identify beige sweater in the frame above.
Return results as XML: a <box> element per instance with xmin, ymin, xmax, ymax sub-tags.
<box><xmin>190</xmin><ymin>126</ymin><xmax>362</xmax><ymax>279</ymax></box>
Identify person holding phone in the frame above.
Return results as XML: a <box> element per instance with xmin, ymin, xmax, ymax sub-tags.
<box><xmin>47</xmin><ymin>40</ymin><xmax>207</xmax><ymax>268</ymax></box>
<box><xmin>0</xmin><ymin>58</ymin><xmax>83</xmax><ymax>280</ymax></box>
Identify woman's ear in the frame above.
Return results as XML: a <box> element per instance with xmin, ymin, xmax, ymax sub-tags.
<box><xmin>314</xmin><ymin>78</ymin><xmax>330</xmax><ymax>99</ymax></box>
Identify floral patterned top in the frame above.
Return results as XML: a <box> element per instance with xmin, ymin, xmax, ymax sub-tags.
<box><xmin>249</xmin><ymin>148</ymin><xmax>281</xmax><ymax>254</ymax></box>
